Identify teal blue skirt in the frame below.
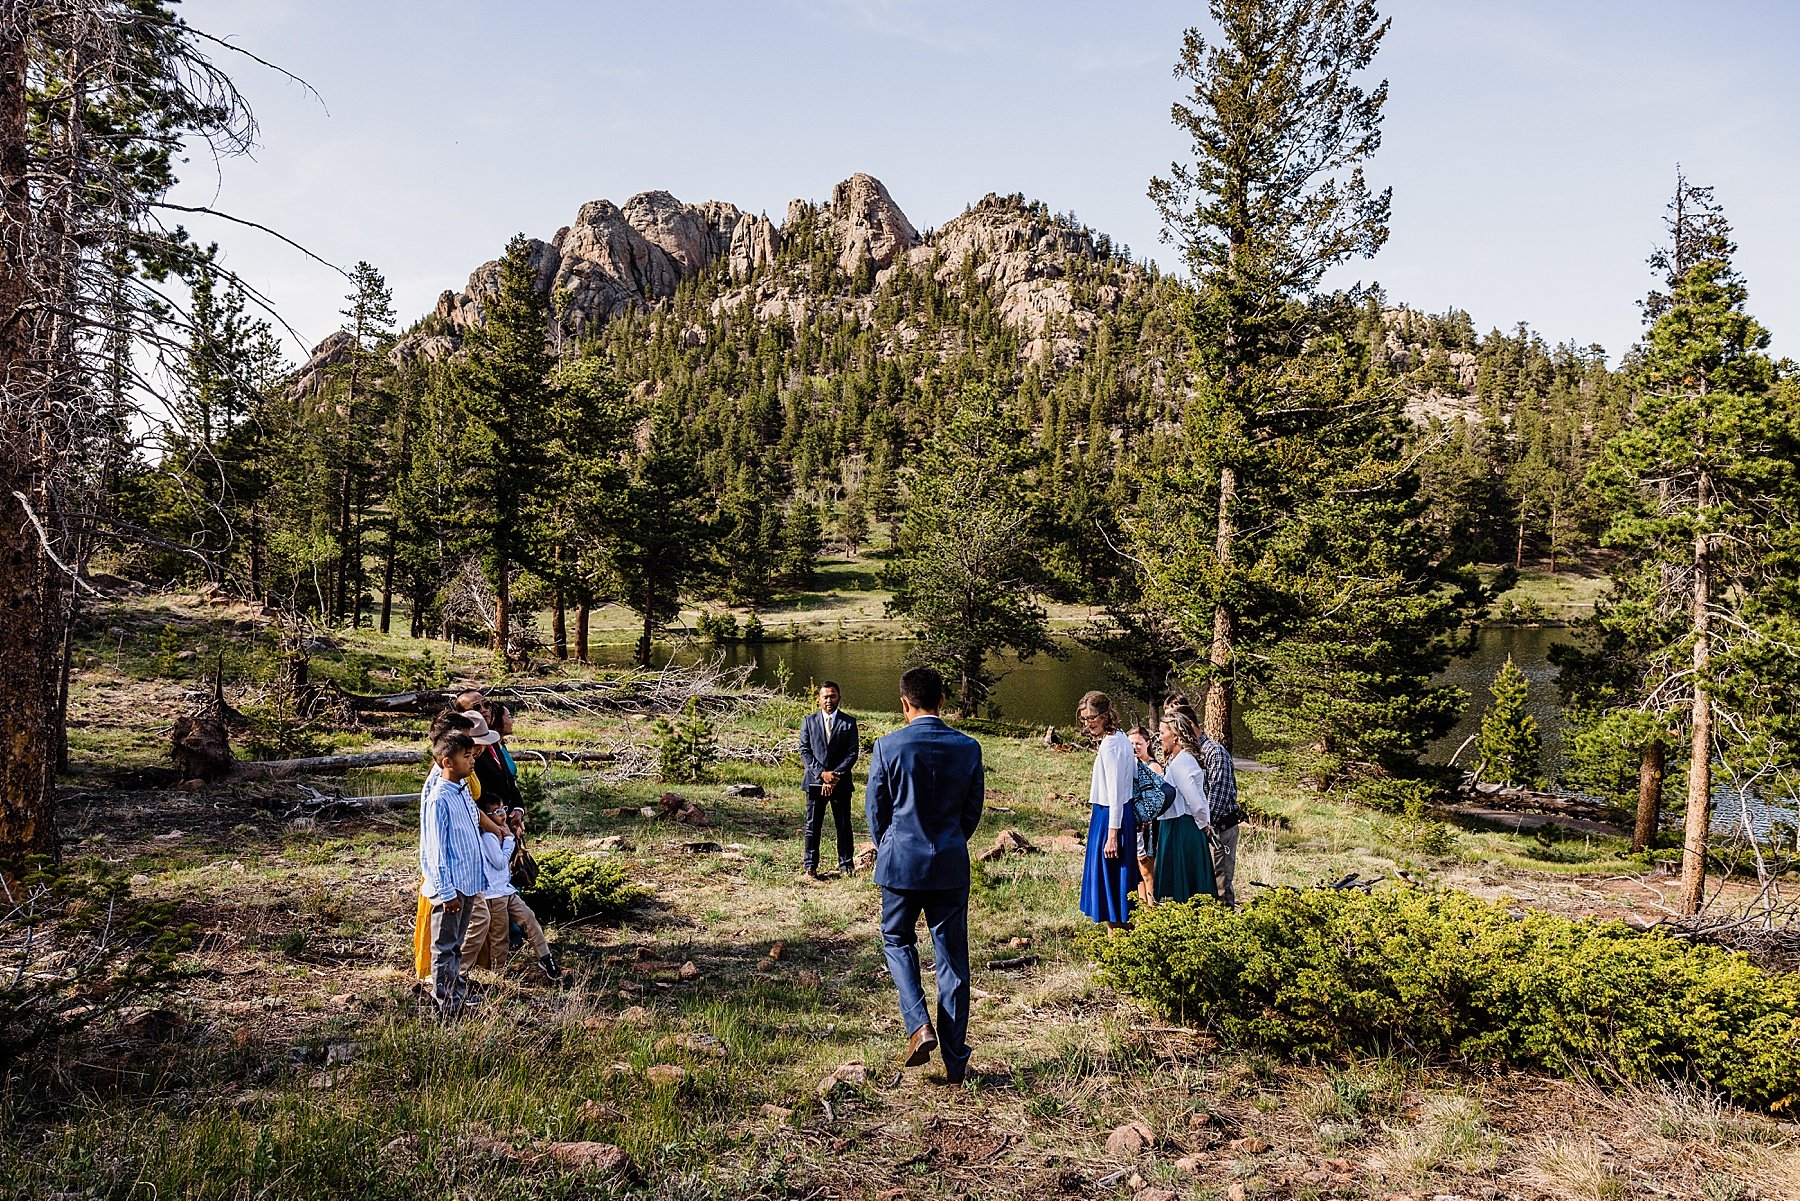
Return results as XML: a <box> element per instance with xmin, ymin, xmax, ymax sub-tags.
<box><xmin>1154</xmin><ymin>816</ymin><xmax>1217</xmax><ymax>903</ymax></box>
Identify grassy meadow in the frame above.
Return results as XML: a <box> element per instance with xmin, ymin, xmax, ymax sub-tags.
<box><xmin>6</xmin><ymin>589</ymin><xmax>1795</xmax><ymax>1201</ymax></box>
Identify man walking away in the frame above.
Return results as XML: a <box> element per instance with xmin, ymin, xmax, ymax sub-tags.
<box><xmin>799</xmin><ymin>681</ymin><xmax>859</xmax><ymax>878</ymax></box>
<box><xmin>865</xmin><ymin>666</ymin><xmax>984</xmax><ymax>1084</ymax></box>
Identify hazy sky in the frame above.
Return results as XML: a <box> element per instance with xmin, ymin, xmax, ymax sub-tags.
<box><xmin>171</xmin><ymin>0</ymin><xmax>1800</xmax><ymax>363</ymax></box>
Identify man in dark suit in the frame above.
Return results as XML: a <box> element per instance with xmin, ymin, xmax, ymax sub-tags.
<box><xmin>799</xmin><ymin>680</ymin><xmax>860</xmax><ymax>878</ymax></box>
<box><xmin>865</xmin><ymin>665</ymin><xmax>984</xmax><ymax>1084</ymax></box>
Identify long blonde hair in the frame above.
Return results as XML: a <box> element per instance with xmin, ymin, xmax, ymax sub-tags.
<box><xmin>1160</xmin><ymin>707</ymin><xmax>1206</xmax><ymax>758</ymax></box>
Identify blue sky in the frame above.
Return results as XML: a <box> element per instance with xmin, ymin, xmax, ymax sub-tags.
<box><xmin>172</xmin><ymin>0</ymin><xmax>1800</xmax><ymax>363</ymax></box>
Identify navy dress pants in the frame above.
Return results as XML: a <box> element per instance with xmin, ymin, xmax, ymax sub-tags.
<box><xmin>879</xmin><ymin>885</ymin><xmax>971</xmax><ymax>1074</ymax></box>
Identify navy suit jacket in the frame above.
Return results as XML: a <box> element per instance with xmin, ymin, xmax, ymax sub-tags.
<box><xmin>799</xmin><ymin>708</ymin><xmax>859</xmax><ymax>794</ymax></box>
<box><xmin>864</xmin><ymin>715</ymin><xmax>984</xmax><ymax>892</ymax></box>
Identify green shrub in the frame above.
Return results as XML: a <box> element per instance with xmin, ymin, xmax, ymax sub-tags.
<box><xmin>654</xmin><ymin>696</ymin><xmax>717</xmax><ymax>783</ymax></box>
<box><xmin>519</xmin><ymin>849</ymin><xmax>646</xmax><ymax>924</ymax></box>
<box><xmin>742</xmin><ymin>612</ymin><xmax>766</xmax><ymax>643</ymax></box>
<box><xmin>695</xmin><ymin>611</ymin><xmax>738</xmax><ymax>642</ymax></box>
<box><xmin>1350</xmin><ymin>775</ymin><xmax>1437</xmax><ymax>815</ymax></box>
<box><xmin>1097</xmin><ymin>887</ymin><xmax>1800</xmax><ymax>1113</ymax></box>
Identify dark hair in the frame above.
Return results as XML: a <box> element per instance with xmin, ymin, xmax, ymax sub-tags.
<box><xmin>453</xmin><ymin>690</ymin><xmax>485</xmax><ymax>712</ymax></box>
<box><xmin>1164</xmin><ymin>693</ymin><xmax>1199</xmax><ymax>721</ymax></box>
<box><xmin>428</xmin><ymin>710</ymin><xmax>475</xmax><ymax>742</ymax></box>
<box><xmin>432</xmin><ymin>730</ymin><xmax>475</xmax><ymax>763</ymax></box>
<box><xmin>899</xmin><ymin>665</ymin><xmax>943</xmax><ymax>711</ymax></box>
<box><xmin>480</xmin><ymin>700</ymin><xmax>511</xmax><ymax>730</ymax></box>
<box><xmin>819</xmin><ymin>681</ymin><xmax>841</xmax><ymax>694</ymax></box>
<box><xmin>1078</xmin><ymin>690</ymin><xmax>1119</xmax><ymax>734</ymax></box>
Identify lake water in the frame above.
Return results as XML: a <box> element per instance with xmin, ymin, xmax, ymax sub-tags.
<box><xmin>597</xmin><ymin>626</ymin><xmax>1799</xmax><ymax>837</ymax></box>
<box><xmin>599</xmin><ymin>626</ymin><xmax>1571</xmax><ymax>766</ymax></box>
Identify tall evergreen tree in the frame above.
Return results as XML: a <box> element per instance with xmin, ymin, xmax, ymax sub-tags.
<box><xmin>884</xmin><ymin>384</ymin><xmax>1057</xmax><ymax>714</ymax></box>
<box><xmin>329</xmin><ymin>261</ymin><xmax>396</xmax><ymax>625</ymax></box>
<box><xmin>1589</xmin><ymin>175</ymin><xmax>1795</xmax><ymax>913</ymax></box>
<box><xmin>453</xmin><ymin>236</ymin><xmax>558</xmax><ymax>658</ymax></box>
<box><xmin>603</xmin><ymin>403</ymin><xmax>710</xmax><ymax>667</ymax></box>
<box><xmin>1139</xmin><ymin>0</ymin><xmax>1393</xmax><ymax>746</ymax></box>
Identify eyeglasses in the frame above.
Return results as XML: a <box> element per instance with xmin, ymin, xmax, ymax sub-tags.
<box><xmin>1077</xmin><ymin>711</ymin><xmax>1104</xmax><ymax>724</ymax></box>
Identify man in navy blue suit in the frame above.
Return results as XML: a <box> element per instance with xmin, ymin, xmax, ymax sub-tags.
<box><xmin>865</xmin><ymin>665</ymin><xmax>984</xmax><ymax>1083</ymax></box>
<box><xmin>798</xmin><ymin>680</ymin><xmax>860</xmax><ymax>878</ymax></box>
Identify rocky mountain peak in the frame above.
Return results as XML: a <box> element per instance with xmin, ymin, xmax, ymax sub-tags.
<box><xmin>822</xmin><ymin>173</ymin><xmax>919</xmax><ymax>277</ymax></box>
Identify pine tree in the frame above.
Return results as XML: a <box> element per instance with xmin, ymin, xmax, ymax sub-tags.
<box><xmin>603</xmin><ymin>403</ymin><xmax>710</xmax><ymax>667</ymax></box>
<box><xmin>452</xmin><ymin>236</ymin><xmax>558</xmax><ymax>659</ymax></box>
<box><xmin>779</xmin><ymin>501</ymin><xmax>824</xmax><ymax>588</ymax></box>
<box><xmin>1138</xmin><ymin>0</ymin><xmax>1393</xmax><ymax>747</ymax></box>
<box><xmin>1475</xmin><ymin>656</ymin><xmax>1542</xmax><ymax>788</ymax></box>
<box><xmin>1589</xmin><ymin>175</ymin><xmax>1796</xmax><ymax>913</ymax></box>
<box><xmin>884</xmin><ymin>384</ymin><xmax>1056</xmax><ymax>714</ymax></box>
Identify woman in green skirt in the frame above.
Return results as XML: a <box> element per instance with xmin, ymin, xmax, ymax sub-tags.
<box><xmin>1154</xmin><ymin>708</ymin><xmax>1219</xmax><ymax>903</ymax></box>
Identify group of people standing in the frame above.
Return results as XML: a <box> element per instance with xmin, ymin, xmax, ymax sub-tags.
<box><xmin>1076</xmin><ymin>690</ymin><xmax>1243</xmax><ymax>929</ymax></box>
<box><xmin>413</xmin><ymin>691</ymin><xmax>560</xmax><ymax>1018</ymax></box>
<box><xmin>786</xmin><ymin>675</ymin><xmax>1244</xmax><ymax>1086</ymax></box>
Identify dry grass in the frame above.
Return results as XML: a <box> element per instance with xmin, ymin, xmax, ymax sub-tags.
<box><xmin>6</xmin><ymin>592</ymin><xmax>1793</xmax><ymax>1200</ymax></box>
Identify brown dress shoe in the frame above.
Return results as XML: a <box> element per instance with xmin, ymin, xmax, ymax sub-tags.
<box><xmin>903</xmin><ymin>1023</ymin><xmax>938</xmax><ymax>1068</ymax></box>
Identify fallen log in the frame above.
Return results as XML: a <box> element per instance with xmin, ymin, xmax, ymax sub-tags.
<box><xmin>236</xmin><ymin>749</ymin><xmax>422</xmax><ymax>777</ymax></box>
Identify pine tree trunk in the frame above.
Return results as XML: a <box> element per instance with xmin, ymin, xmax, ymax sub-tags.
<box><xmin>575</xmin><ymin>604</ymin><xmax>590</xmax><ymax>663</ymax></box>
<box><xmin>248</xmin><ymin>512</ymin><xmax>263</xmax><ymax>602</ymax></box>
<box><xmin>1679</xmin><ymin>492</ymin><xmax>1712</xmax><ymax>916</ymax></box>
<box><xmin>1633</xmin><ymin>737</ymin><xmax>1663</xmax><ymax>854</ymax></box>
<box><xmin>552</xmin><ymin>588</ymin><xmax>567</xmax><ymax>659</ymax></box>
<box><xmin>0</xmin><ymin>23</ymin><xmax>60</xmax><ymax>873</ymax></box>
<box><xmin>379</xmin><ymin>522</ymin><xmax>395</xmax><ymax>634</ymax></box>
<box><xmin>637</xmin><ymin>603</ymin><xmax>653</xmax><ymax>669</ymax></box>
<box><xmin>494</xmin><ymin>557</ymin><xmax>510</xmax><ymax>658</ymax></box>
<box><xmin>1205</xmin><ymin>465</ymin><xmax>1236</xmax><ymax>748</ymax></box>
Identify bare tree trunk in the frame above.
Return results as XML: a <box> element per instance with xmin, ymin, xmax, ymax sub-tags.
<box><xmin>1634</xmin><ymin>737</ymin><xmax>1663</xmax><ymax>854</ymax></box>
<box><xmin>1204</xmin><ymin>465</ymin><xmax>1236</xmax><ymax>748</ymax></box>
<box><xmin>379</xmin><ymin>520</ymin><xmax>395</xmax><ymax>633</ymax></box>
<box><xmin>636</xmin><ymin>603</ymin><xmax>653</xmax><ymax>669</ymax></box>
<box><xmin>552</xmin><ymin>587</ymin><xmax>567</xmax><ymax>659</ymax></box>
<box><xmin>1679</xmin><ymin>487</ymin><xmax>1712</xmax><ymax>916</ymax></box>
<box><xmin>494</xmin><ymin>556</ymin><xmax>510</xmax><ymax>658</ymax></box>
<box><xmin>575</xmin><ymin>603</ymin><xmax>590</xmax><ymax>663</ymax></box>
<box><xmin>0</xmin><ymin>18</ymin><xmax>60</xmax><ymax>873</ymax></box>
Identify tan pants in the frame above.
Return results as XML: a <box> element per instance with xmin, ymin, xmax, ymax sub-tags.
<box><xmin>461</xmin><ymin>892</ymin><xmax>549</xmax><ymax>973</ymax></box>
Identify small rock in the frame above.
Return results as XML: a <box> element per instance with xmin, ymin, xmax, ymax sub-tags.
<box><xmin>575</xmin><ymin>1099</ymin><xmax>620</xmax><ymax>1125</ymax></box>
<box><xmin>1105</xmin><ymin>1121</ymin><xmax>1154</xmax><ymax>1158</ymax></box>
<box><xmin>1134</xmin><ymin>1189</ymin><xmax>1178</xmax><ymax>1201</ymax></box>
<box><xmin>854</xmin><ymin>843</ymin><xmax>878</xmax><ymax>869</ymax></box>
<box><xmin>794</xmin><ymin>969</ymin><xmax>822</xmax><ymax>988</ymax></box>
<box><xmin>540</xmin><ymin>1141</ymin><xmax>634</xmax><ymax>1180</ymax></box>
<box><xmin>601</xmin><ymin>807</ymin><xmax>628</xmax><ymax>819</ymax></box>
<box><xmin>768</xmin><ymin>941</ymin><xmax>787</xmax><ymax>960</ymax></box>
<box><xmin>121</xmin><ymin>1008</ymin><xmax>186</xmax><ymax>1042</ymax></box>
<box><xmin>1325</xmin><ymin>1157</ymin><xmax>1358</xmax><ymax>1174</ymax></box>
<box><xmin>724</xmin><ymin>783</ymin><xmax>765</xmax><ymax>798</ymax></box>
<box><xmin>1008</xmin><ymin>936</ymin><xmax>1032</xmax><ymax>950</ymax></box>
<box><xmin>637</xmin><ymin>806</ymin><xmax>658</xmax><ymax>819</ymax></box>
<box><xmin>1229</xmin><ymin>1136</ymin><xmax>1272</xmax><ymax>1154</ymax></box>
<box><xmin>678</xmin><ymin>961</ymin><xmax>700</xmax><ymax>980</ymax></box>
<box><xmin>617</xmin><ymin>1005</ymin><xmax>651</xmax><ymax>1026</ymax></box>
<box><xmin>1127</xmin><ymin>1175</ymin><xmax>1146</xmax><ymax>1191</ymax></box>
<box><xmin>761</xmin><ymin>1103</ymin><xmax>794</xmax><ymax>1122</ymax></box>
<box><xmin>174</xmin><ymin>649</ymin><xmax>198</xmax><ymax>660</ymax></box>
<box><xmin>1173</xmin><ymin>1156</ymin><xmax>1202</xmax><ymax>1173</ymax></box>
<box><xmin>1228</xmin><ymin>1186</ymin><xmax>1248</xmax><ymax>1201</ymax></box>
<box><xmin>656</xmin><ymin>1032</ymin><xmax>727</xmax><ymax>1058</ymax></box>
<box><xmin>1186</xmin><ymin>1111</ymin><xmax>1214</xmax><ymax>1128</ymax></box>
<box><xmin>644</xmin><ymin>1064</ymin><xmax>687</xmax><ymax>1086</ymax></box>
<box><xmin>1047</xmin><ymin>835</ymin><xmax>1086</xmax><ymax>854</ymax></box>
<box><xmin>817</xmin><ymin>1060</ymin><xmax>866</xmax><ymax>1097</ymax></box>
<box><xmin>595</xmin><ymin>835</ymin><xmax>631</xmax><ymax>851</ymax></box>
<box><xmin>323</xmin><ymin>1040</ymin><xmax>361</xmax><ymax>1066</ymax></box>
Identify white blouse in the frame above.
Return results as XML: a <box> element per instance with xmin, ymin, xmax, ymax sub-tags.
<box><xmin>1164</xmin><ymin>749</ymin><xmax>1211</xmax><ymax>827</ymax></box>
<box><xmin>1089</xmin><ymin>730</ymin><xmax>1135</xmax><ymax>830</ymax></box>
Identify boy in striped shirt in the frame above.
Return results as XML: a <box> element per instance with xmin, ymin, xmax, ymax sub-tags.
<box><xmin>420</xmin><ymin>729</ymin><xmax>486</xmax><ymax>1017</ymax></box>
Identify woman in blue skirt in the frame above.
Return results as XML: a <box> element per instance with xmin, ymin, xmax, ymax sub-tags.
<box><xmin>1154</xmin><ymin>708</ymin><xmax>1219</xmax><ymax>904</ymax></box>
<box><xmin>1076</xmin><ymin>690</ymin><xmax>1138</xmax><ymax>929</ymax></box>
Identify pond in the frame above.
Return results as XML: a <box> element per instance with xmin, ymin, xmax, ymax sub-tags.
<box><xmin>597</xmin><ymin>626</ymin><xmax>1573</xmax><ymax>769</ymax></box>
